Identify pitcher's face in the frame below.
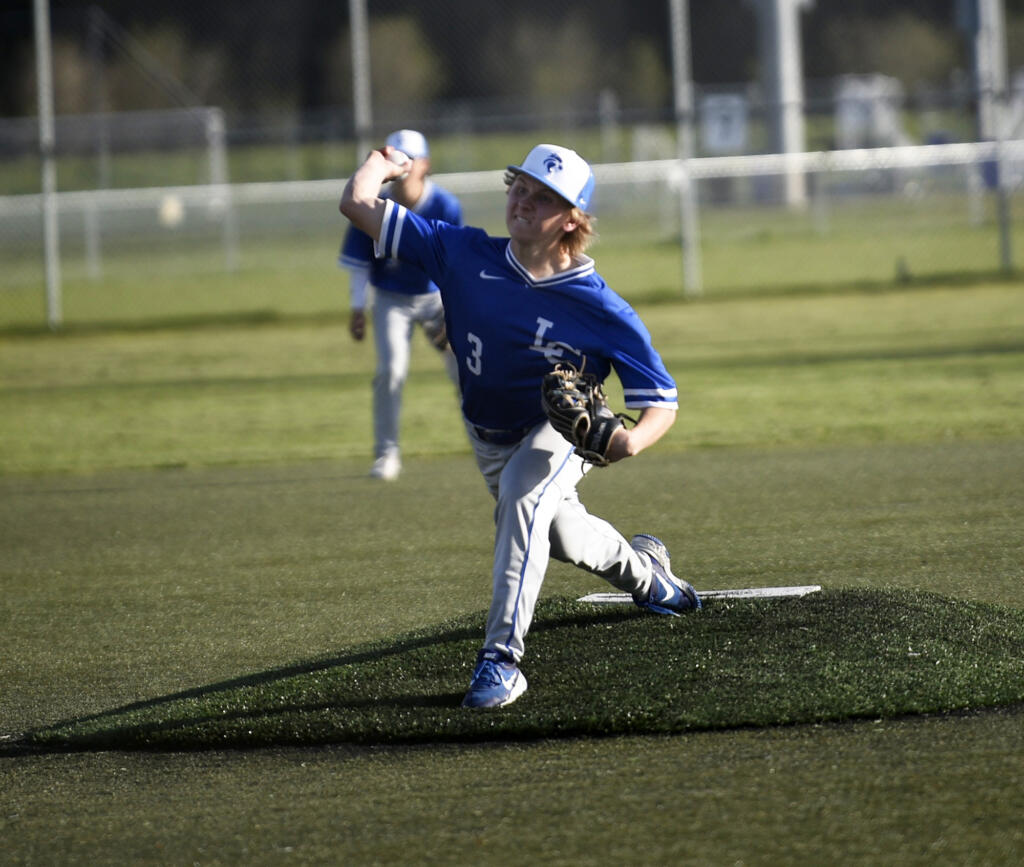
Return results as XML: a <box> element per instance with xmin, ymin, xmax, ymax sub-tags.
<box><xmin>505</xmin><ymin>173</ymin><xmax>576</xmax><ymax>246</ymax></box>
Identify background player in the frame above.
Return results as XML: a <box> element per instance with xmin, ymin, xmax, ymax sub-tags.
<box><xmin>338</xmin><ymin>129</ymin><xmax>463</xmax><ymax>480</ymax></box>
<box><xmin>340</xmin><ymin>142</ymin><xmax>700</xmax><ymax>708</ymax></box>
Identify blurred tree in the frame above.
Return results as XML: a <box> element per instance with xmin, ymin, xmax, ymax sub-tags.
<box><xmin>2</xmin><ymin>0</ymin><xmax>1023</xmax><ymax>119</ymax></box>
<box><xmin>409</xmin><ymin>0</ymin><xmax>671</xmax><ymax>101</ymax></box>
<box><xmin>622</xmin><ymin>37</ymin><xmax>672</xmax><ymax>110</ymax></box>
<box><xmin>816</xmin><ymin>11</ymin><xmax>962</xmax><ymax>87</ymax></box>
<box><xmin>8</xmin><ymin>19</ymin><xmax>231</xmax><ymax>115</ymax></box>
<box><xmin>323</xmin><ymin>15</ymin><xmax>446</xmax><ymax>110</ymax></box>
<box><xmin>507</xmin><ymin>12</ymin><xmax>602</xmax><ymax>107</ymax></box>
<box><xmin>691</xmin><ymin>0</ymin><xmax>760</xmax><ymax>82</ymax></box>
<box><xmin>1008</xmin><ymin>14</ymin><xmax>1024</xmax><ymax>67</ymax></box>
<box><xmin>101</xmin><ymin>25</ymin><xmax>227</xmax><ymax>110</ymax></box>
<box><xmin>16</xmin><ymin>37</ymin><xmax>91</xmax><ymax>114</ymax></box>
<box><xmin>370</xmin><ymin>16</ymin><xmax>448</xmax><ymax>108</ymax></box>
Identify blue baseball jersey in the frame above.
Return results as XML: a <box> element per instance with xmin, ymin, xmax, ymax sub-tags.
<box><xmin>340</xmin><ymin>181</ymin><xmax>463</xmax><ymax>296</ymax></box>
<box><xmin>375</xmin><ymin>200</ymin><xmax>679</xmax><ymax>432</ymax></box>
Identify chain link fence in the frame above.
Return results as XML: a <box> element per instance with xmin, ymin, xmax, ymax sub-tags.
<box><xmin>1</xmin><ymin>1</ymin><xmax>1021</xmax><ymax>329</ymax></box>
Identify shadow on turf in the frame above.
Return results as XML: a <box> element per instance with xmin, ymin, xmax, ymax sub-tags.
<box><xmin>9</xmin><ymin>590</ymin><xmax>1024</xmax><ymax>755</ymax></box>
<box><xmin>5</xmin><ymin>621</ymin><xmax>479</xmax><ymax>751</ymax></box>
<box><xmin>6</xmin><ymin>605</ymin><xmax>642</xmax><ymax>756</ymax></box>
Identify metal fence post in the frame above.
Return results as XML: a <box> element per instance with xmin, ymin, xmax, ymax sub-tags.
<box><xmin>350</xmin><ymin>0</ymin><xmax>373</xmax><ymax>158</ymax></box>
<box><xmin>33</xmin><ymin>0</ymin><xmax>61</xmax><ymax>330</ymax></box>
<box><xmin>669</xmin><ymin>0</ymin><xmax>703</xmax><ymax>297</ymax></box>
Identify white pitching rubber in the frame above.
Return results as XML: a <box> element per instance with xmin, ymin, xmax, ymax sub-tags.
<box><xmin>578</xmin><ymin>585</ymin><xmax>822</xmax><ymax>604</ymax></box>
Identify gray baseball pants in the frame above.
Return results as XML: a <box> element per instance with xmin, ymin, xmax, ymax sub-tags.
<box><xmin>372</xmin><ymin>288</ymin><xmax>458</xmax><ymax>459</ymax></box>
<box><xmin>466</xmin><ymin>419</ymin><xmax>656</xmax><ymax>663</ymax></box>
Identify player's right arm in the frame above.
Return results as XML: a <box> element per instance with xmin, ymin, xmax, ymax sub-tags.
<box><xmin>343</xmin><ymin>261</ymin><xmax>369</xmax><ymax>340</ymax></box>
<box><xmin>339</xmin><ymin>148</ymin><xmax>409</xmax><ymax>241</ymax></box>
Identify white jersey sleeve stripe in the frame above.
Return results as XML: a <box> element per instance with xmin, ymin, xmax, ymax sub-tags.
<box><xmin>389</xmin><ymin>206</ymin><xmax>405</xmax><ymax>259</ymax></box>
<box><xmin>374</xmin><ymin>200</ymin><xmax>407</xmax><ymax>260</ymax></box>
<box><xmin>623</xmin><ymin>387</ymin><xmax>678</xmax><ymax>400</ymax></box>
<box><xmin>623</xmin><ymin>387</ymin><xmax>678</xmax><ymax>411</ymax></box>
<box><xmin>372</xmin><ymin>200</ymin><xmax>390</xmax><ymax>258</ymax></box>
<box><xmin>625</xmin><ymin>399</ymin><xmax>679</xmax><ymax>410</ymax></box>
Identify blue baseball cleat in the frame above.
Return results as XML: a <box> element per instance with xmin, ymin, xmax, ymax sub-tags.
<box><xmin>462</xmin><ymin>649</ymin><xmax>527</xmax><ymax>709</ymax></box>
<box><xmin>630</xmin><ymin>533</ymin><xmax>702</xmax><ymax>615</ymax></box>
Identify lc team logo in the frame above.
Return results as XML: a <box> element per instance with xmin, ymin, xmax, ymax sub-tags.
<box><xmin>529</xmin><ymin>316</ymin><xmax>581</xmax><ymax>364</ymax></box>
<box><xmin>542</xmin><ymin>152</ymin><xmax>563</xmax><ymax>175</ymax></box>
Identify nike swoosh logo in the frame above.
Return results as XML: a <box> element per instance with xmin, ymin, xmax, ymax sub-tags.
<box><xmin>479</xmin><ymin>270</ymin><xmax>505</xmax><ymax>281</ymax></box>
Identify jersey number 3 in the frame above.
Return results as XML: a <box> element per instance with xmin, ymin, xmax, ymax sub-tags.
<box><xmin>466</xmin><ymin>332</ymin><xmax>483</xmax><ymax>375</ymax></box>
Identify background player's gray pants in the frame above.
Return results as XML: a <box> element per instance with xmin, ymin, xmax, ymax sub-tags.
<box><xmin>467</xmin><ymin>420</ymin><xmax>655</xmax><ymax>663</ymax></box>
<box><xmin>372</xmin><ymin>288</ymin><xmax>458</xmax><ymax>460</ymax></box>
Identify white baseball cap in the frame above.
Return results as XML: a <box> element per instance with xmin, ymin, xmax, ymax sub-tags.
<box><xmin>507</xmin><ymin>144</ymin><xmax>595</xmax><ymax>210</ymax></box>
<box><xmin>386</xmin><ymin>129</ymin><xmax>429</xmax><ymax>160</ymax></box>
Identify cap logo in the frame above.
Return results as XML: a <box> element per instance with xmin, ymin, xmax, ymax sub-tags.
<box><xmin>542</xmin><ymin>152</ymin><xmax>563</xmax><ymax>174</ymax></box>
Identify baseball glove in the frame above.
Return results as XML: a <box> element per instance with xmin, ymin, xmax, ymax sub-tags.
<box><xmin>541</xmin><ymin>361</ymin><xmax>633</xmax><ymax>467</ymax></box>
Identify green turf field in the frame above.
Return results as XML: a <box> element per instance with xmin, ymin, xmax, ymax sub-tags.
<box><xmin>2</xmin><ymin>277</ymin><xmax>1023</xmax><ymax>863</ymax></box>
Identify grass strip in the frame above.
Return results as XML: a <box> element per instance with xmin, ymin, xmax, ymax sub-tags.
<box><xmin>22</xmin><ymin>588</ymin><xmax>1024</xmax><ymax>752</ymax></box>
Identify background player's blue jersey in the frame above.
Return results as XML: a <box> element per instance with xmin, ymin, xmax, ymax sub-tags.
<box><xmin>376</xmin><ymin>200</ymin><xmax>679</xmax><ymax>432</ymax></box>
<box><xmin>339</xmin><ymin>181</ymin><xmax>462</xmax><ymax>296</ymax></box>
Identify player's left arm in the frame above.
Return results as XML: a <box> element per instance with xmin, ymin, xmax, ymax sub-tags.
<box><xmin>604</xmin><ymin>406</ymin><xmax>676</xmax><ymax>462</ymax></box>
<box><xmin>600</xmin><ymin>309</ymin><xmax>678</xmax><ymax>462</ymax></box>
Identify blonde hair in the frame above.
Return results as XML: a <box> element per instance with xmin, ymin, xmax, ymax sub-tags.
<box><xmin>504</xmin><ymin>170</ymin><xmax>597</xmax><ymax>258</ymax></box>
<box><xmin>563</xmin><ymin>207</ymin><xmax>596</xmax><ymax>258</ymax></box>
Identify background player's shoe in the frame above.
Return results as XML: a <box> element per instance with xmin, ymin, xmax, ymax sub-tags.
<box><xmin>630</xmin><ymin>533</ymin><xmax>702</xmax><ymax>615</ymax></box>
<box><xmin>369</xmin><ymin>451</ymin><xmax>401</xmax><ymax>481</ymax></box>
<box><xmin>462</xmin><ymin>649</ymin><xmax>527</xmax><ymax>708</ymax></box>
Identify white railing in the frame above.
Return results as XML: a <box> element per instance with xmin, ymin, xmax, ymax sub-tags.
<box><xmin>2</xmin><ymin>139</ymin><xmax>1021</xmax><ymax>327</ymax></box>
